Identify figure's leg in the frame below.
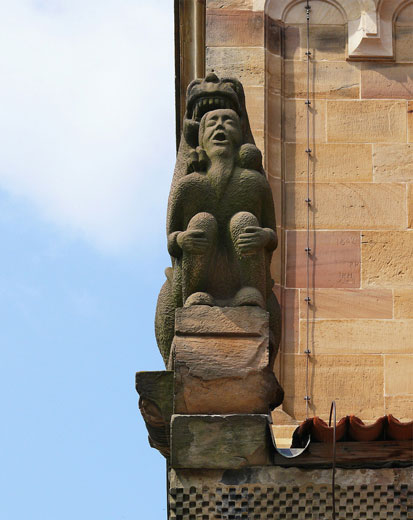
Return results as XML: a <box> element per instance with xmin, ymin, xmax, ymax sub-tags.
<box><xmin>229</xmin><ymin>211</ymin><xmax>266</xmax><ymax>307</ymax></box>
<box><xmin>181</xmin><ymin>212</ymin><xmax>217</xmax><ymax>305</ymax></box>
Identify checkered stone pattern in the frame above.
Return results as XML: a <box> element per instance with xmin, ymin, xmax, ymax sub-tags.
<box><xmin>169</xmin><ymin>483</ymin><xmax>413</xmax><ymax>519</ymax></box>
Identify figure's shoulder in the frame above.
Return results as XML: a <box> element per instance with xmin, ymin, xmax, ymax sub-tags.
<box><xmin>236</xmin><ymin>166</ymin><xmax>268</xmax><ymax>185</ymax></box>
<box><xmin>174</xmin><ymin>171</ymin><xmax>207</xmax><ymax>191</ymax></box>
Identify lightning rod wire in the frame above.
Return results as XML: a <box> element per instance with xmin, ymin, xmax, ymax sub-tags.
<box><xmin>304</xmin><ymin>0</ymin><xmax>312</xmax><ymax>419</ymax></box>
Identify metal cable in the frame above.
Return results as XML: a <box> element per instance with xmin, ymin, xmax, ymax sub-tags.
<box><xmin>304</xmin><ymin>0</ymin><xmax>312</xmax><ymax>419</ymax></box>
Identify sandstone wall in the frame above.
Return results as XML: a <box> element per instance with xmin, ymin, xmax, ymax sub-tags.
<box><xmin>205</xmin><ymin>0</ymin><xmax>413</xmax><ymax>422</ymax></box>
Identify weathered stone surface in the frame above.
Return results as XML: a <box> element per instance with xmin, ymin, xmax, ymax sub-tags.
<box><xmin>267</xmin><ymin>177</ymin><xmax>281</xmax><ymax>227</ymax></box>
<box><xmin>282</xmin><ymin>288</ymin><xmax>299</xmax><ymax>353</ymax></box>
<box><xmin>173</xmin><ymin>332</ymin><xmax>269</xmax><ymax>379</ymax></box>
<box><xmin>206</xmin><ymin>9</ymin><xmax>263</xmax><ymax>47</ymax></box>
<box><xmin>265</xmin><ymin>16</ymin><xmax>282</xmax><ymax>55</ymax></box>
<box><xmin>170</xmin><ymin>465</ymin><xmax>412</xmax><ymax>490</ymax></box>
<box><xmin>173</xmin><ymin>306</ymin><xmax>283</xmax><ymax>414</ymax></box>
<box><xmin>266</xmin><ymin>52</ymin><xmax>281</xmax><ymax>93</ymax></box>
<box><xmin>243</xmin><ymin>86</ymin><xmax>264</xmax><ymax>131</ymax></box>
<box><xmin>299</xmin><ymin>319</ymin><xmax>413</xmax><ymax>354</ymax></box>
<box><xmin>135</xmin><ymin>371</ymin><xmax>174</xmax><ymax>419</ymax></box>
<box><xmin>207</xmin><ymin>0</ymin><xmax>252</xmax><ymax>8</ymax></box>
<box><xmin>361</xmin><ymin>64</ymin><xmax>413</xmax><ymax>99</ymax></box>
<box><xmin>395</xmin><ymin>25</ymin><xmax>413</xmax><ymax>63</ymax></box>
<box><xmin>409</xmin><ymin>184</ymin><xmax>413</xmax><ymax>228</ymax></box>
<box><xmin>409</xmin><ymin>101</ymin><xmax>413</xmax><ymax>143</ymax></box>
<box><xmin>299</xmin><ymin>288</ymin><xmax>393</xmax><ymax>319</ymax></box>
<box><xmin>266</xmin><ymin>136</ymin><xmax>281</xmax><ymax>178</ymax></box>
<box><xmin>385</xmin><ymin>355</ymin><xmax>413</xmax><ymax>395</ymax></box>
<box><xmin>175</xmin><ymin>305</ymin><xmax>268</xmax><ymax>337</ymax></box>
<box><xmin>282</xmin><ymin>354</ymin><xmax>384</xmax><ymax>420</ymax></box>
<box><xmin>284</xmin><ymin>24</ymin><xmax>346</xmax><ymax>61</ymax></box>
<box><xmin>385</xmin><ymin>396</ymin><xmax>413</xmax><ymax>421</ymax></box>
<box><xmin>394</xmin><ymin>288</ymin><xmax>413</xmax><ymax>318</ymax></box>
<box><xmin>373</xmin><ymin>144</ymin><xmax>413</xmax><ymax>182</ymax></box>
<box><xmin>170</xmin><ymin>414</ymin><xmax>271</xmax><ymax>469</ymax></box>
<box><xmin>206</xmin><ymin>47</ymin><xmax>264</xmax><ymax>86</ymax></box>
<box><xmin>286</xmin><ymin>231</ymin><xmax>361</xmax><ymax>289</ymax></box>
<box><xmin>174</xmin><ymin>367</ymin><xmax>282</xmax><ymax>414</ymax></box>
<box><xmin>269</xmin><ymin>226</ymin><xmax>282</xmax><ymax>285</ymax></box>
<box><xmin>396</xmin><ymin>4</ymin><xmax>413</xmax><ymax>25</ymax></box>
<box><xmin>285</xmin><ymin>143</ymin><xmax>372</xmax><ymax>182</ymax></box>
<box><xmin>284</xmin><ymin>1</ymin><xmax>344</xmax><ymax>24</ymax></box>
<box><xmin>327</xmin><ymin>100</ymin><xmax>407</xmax><ymax>143</ymax></box>
<box><xmin>285</xmin><ymin>61</ymin><xmax>360</xmax><ymax>99</ymax></box>
<box><xmin>285</xmin><ymin>183</ymin><xmax>405</xmax><ymax>230</ymax></box>
<box><xmin>362</xmin><ymin>231</ymin><xmax>413</xmax><ymax>286</ymax></box>
<box><xmin>267</xmin><ymin>92</ymin><xmax>281</xmax><ymax>139</ymax></box>
<box><xmin>135</xmin><ymin>371</ymin><xmax>174</xmax><ymax>457</ymax></box>
<box><xmin>284</xmin><ymin>99</ymin><xmax>326</xmax><ymax>143</ymax></box>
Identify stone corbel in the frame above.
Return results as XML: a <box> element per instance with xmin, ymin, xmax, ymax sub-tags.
<box><xmin>348</xmin><ymin>0</ymin><xmax>400</xmax><ymax>60</ymax></box>
<box><xmin>265</xmin><ymin>0</ymin><xmax>408</xmax><ymax>61</ymax></box>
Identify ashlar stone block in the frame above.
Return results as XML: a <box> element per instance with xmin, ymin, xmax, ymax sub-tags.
<box><xmin>299</xmin><ymin>288</ymin><xmax>393</xmax><ymax>319</ymax></box>
<box><xmin>286</xmin><ymin>231</ymin><xmax>361</xmax><ymax>289</ymax></box>
<box><xmin>206</xmin><ymin>47</ymin><xmax>264</xmax><ymax>86</ymax></box>
<box><xmin>207</xmin><ymin>0</ymin><xmax>253</xmax><ymax>8</ymax></box>
<box><xmin>285</xmin><ymin>183</ymin><xmax>405</xmax><ymax>230</ymax></box>
<box><xmin>299</xmin><ymin>319</ymin><xmax>413</xmax><ymax>355</ymax></box>
<box><xmin>394</xmin><ymin>288</ymin><xmax>413</xmax><ymax>318</ymax></box>
<box><xmin>285</xmin><ymin>143</ymin><xmax>372</xmax><ymax>182</ymax></box>
<box><xmin>172</xmin><ymin>306</ymin><xmax>282</xmax><ymax>414</ymax></box>
<box><xmin>284</xmin><ymin>24</ymin><xmax>346</xmax><ymax>61</ymax></box>
<box><xmin>327</xmin><ymin>100</ymin><xmax>407</xmax><ymax>143</ymax></box>
<box><xmin>361</xmin><ymin>64</ymin><xmax>413</xmax><ymax>100</ymax></box>
<box><xmin>206</xmin><ymin>9</ymin><xmax>263</xmax><ymax>47</ymax></box>
<box><xmin>385</xmin><ymin>395</ymin><xmax>413</xmax><ymax>421</ymax></box>
<box><xmin>373</xmin><ymin>144</ymin><xmax>413</xmax><ymax>182</ymax></box>
<box><xmin>170</xmin><ymin>414</ymin><xmax>271</xmax><ymax>469</ymax></box>
<box><xmin>284</xmin><ymin>99</ymin><xmax>326</xmax><ymax>143</ymax></box>
<box><xmin>362</xmin><ymin>231</ymin><xmax>413</xmax><ymax>286</ymax></box>
<box><xmin>285</xmin><ymin>61</ymin><xmax>360</xmax><ymax>99</ymax></box>
<box><xmin>266</xmin><ymin>52</ymin><xmax>282</xmax><ymax>93</ymax></box>
<box><xmin>282</xmin><ymin>354</ymin><xmax>384</xmax><ymax>421</ymax></box>
<box><xmin>385</xmin><ymin>355</ymin><xmax>413</xmax><ymax>396</ymax></box>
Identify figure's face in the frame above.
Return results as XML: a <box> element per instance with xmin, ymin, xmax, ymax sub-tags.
<box><xmin>201</xmin><ymin>109</ymin><xmax>242</xmax><ymax>158</ymax></box>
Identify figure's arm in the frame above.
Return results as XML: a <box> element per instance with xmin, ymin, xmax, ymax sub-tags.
<box><xmin>166</xmin><ymin>185</ymin><xmax>184</xmax><ymax>259</ymax></box>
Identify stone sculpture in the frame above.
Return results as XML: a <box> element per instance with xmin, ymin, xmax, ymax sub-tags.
<box><xmin>155</xmin><ymin>73</ymin><xmax>281</xmax><ymax>369</ymax></box>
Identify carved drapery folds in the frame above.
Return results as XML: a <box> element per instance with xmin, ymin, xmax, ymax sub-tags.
<box><xmin>266</xmin><ymin>0</ymin><xmax>410</xmax><ymax>60</ymax></box>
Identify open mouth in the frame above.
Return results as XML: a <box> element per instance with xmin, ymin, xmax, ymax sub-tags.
<box><xmin>212</xmin><ymin>131</ymin><xmax>228</xmax><ymax>143</ymax></box>
<box><xmin>189</xmin><ymin>94</ymin><xmax>238</xmax><ymax>121</ymax></box>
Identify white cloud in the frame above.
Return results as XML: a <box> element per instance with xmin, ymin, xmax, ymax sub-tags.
<box><xmin>0</xmin><ymin>0</ymin><xmax>175</xmax><ymax>252</ymax></box>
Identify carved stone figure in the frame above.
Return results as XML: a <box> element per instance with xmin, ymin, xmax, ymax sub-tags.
<box><xmin>155</xmin><ymin>73</ymin><xmax>281</xmax><ymax>368</ymax></box>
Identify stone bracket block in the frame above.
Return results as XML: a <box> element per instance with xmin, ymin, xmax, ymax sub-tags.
<box><xmin>170</xmin><ymin>414</ymin><xmax>272</xmax><ymax>469</ymax></box>
<box><xmin>171</xmin><ymin>306</ymin><xmax>283</xmax><ymax>414</ymax></box>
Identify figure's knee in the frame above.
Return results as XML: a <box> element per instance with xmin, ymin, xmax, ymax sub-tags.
<box><xmin>187</xmin><ymin>212</ymin><xmax>217</xmax><ymax>239</ymax></box>
<box><xmin>230</xmin><ymin>211</ymin><xmax>259</xmax><ymax>238</ymax></box>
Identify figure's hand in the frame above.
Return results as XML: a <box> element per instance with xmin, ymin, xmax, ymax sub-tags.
<box><xmin>237</xmin><ymin>226</ymin><xmax>269</xmax><ymax>255</ymax></box>
<box><xmin>177</xmin><ymin>229</ymin><xmax>209</xmax><ymax>254</ymax></box>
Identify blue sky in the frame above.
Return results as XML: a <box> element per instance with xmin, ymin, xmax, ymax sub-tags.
<box><xmin>0</xmin><ymin>1</ymin><xmax>175</xmax><ymax>518</ymax></box>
